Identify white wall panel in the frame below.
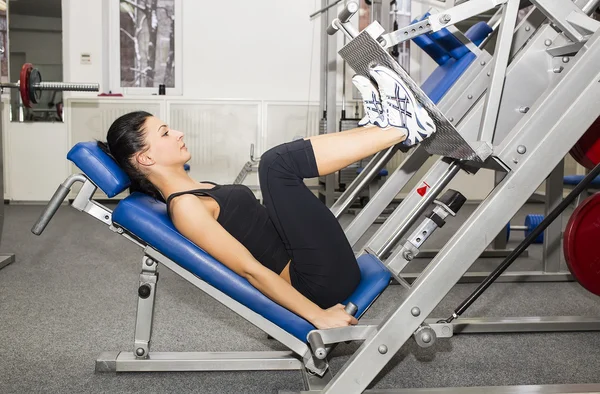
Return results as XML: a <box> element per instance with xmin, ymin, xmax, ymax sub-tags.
<box><xmin>169</xmin><ymin>101</ymin><xmax>261</xmax><ymax>185</ymax></box>
<box><xmin>263</xmin><ymin>102</ymin><xmax>321</xmax><ymax>152</ymax></box>
<box><xmin>7</xmin><ymin>121</ymin><xmax>68</xmax><ymax>201</ymax></box>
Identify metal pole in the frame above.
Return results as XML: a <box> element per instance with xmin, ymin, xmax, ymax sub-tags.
<box><xmin>330</xmin><ymin>147</ymin><xmax>398</xmax><ymax>218</ymax></box>
<box><xmin>543</xmin><ymin>160</ymin><xmax>564</xmax><ymax>273</ymax></box>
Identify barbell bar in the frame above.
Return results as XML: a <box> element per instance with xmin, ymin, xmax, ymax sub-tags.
<box><xmin>0</xmin><ymin>63</ymin><xmax>99</xmax><ymax>108</ymax></box>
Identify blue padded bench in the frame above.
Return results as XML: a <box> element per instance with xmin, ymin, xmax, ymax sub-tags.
<box><xmin>67</xmin><ymin>141</ymin><xmax>391</xmax><ymax>342</ymax></box>
<box><xmin>563</xmin><ymin>175</ymin><xmax>600</xmax><ymax>187</ymax></box>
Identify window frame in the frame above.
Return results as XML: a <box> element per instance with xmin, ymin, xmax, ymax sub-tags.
<box><xmin>108</xmin><ymin>0</ymin><xmax>182</xmax><ymax>96</ymax></box>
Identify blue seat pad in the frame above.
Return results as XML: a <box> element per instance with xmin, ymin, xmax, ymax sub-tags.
<box><xmin>563</xmin><ymin>175</ymin><xmax>600</xmax><ymax>187</ymax></box>
<box><xmin>113</xmin><ymin>193</ymin><xmax>391</xmax><ymax>341</ymax></box>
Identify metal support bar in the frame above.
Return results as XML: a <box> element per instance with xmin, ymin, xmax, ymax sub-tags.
<box><xmin>330</xmin><ymin>147</ymin><xmax>398</xmax><ymax>219</ymax></box>
<box><xmin>582</xmin><ymin>0</ymin><xmax>600</xmax><ymax>14</ymax></box>
<box><xmin>375</xmin><ymin>162</ymin><xmax>461</xmax><ymax>258</ymax></box>
<box><xmin>345</xmin><ymin>147</ymin><xmax>430</xmax><ymax>248</ymax></box>
<box><xmin>284</xmin><ymin>383</ymin><xmax>600</xmax><ymax>394</ymax></box>
<box><xmin>324</xmin><ymin>1</ymin><xmax>338</xmax><ymax>207</ymax></box>
<box><xmin>546</xmin><ymin>41</ymin><xmax>587</xmax><ymax>57</ymax></box>
<box><xmin>309</xmin><ymin>324</ymin><xmax>379</xmax><ymax>347</ymax></box>
<box><xmin>428</xmin><ymin>0</ymin><xmax>507</xmax><ymax>32</ymax></box>
<box><xmin>530</xmin><ymin>0</ymin><xmax>587</xmax><ymax>42</ymax></box>
<box><xmin>543</xmin><ymin>161</ymin><xmax>564</xmax><ymax>273</ymax></box>
<box><xmin>0</xmin><ymin>254</ymin><xmax>14</xmax><ymax>270</ymax></box>
<box><xmin>428</xmin><ymin>316</ymin><xmax>600</xmax><ymax>334</ymax></box>
<box><xmin>133</xmin><ymin>256</ymin><xmax>158</xmax><ymax>359</ymax></box>
<box><xmin>401</xmin><ymin>271</ymin><xmax>572</xmax><ymax>283</ymax></box>
<box><xmin>478</xmin><ymin>0</ymin><xmax>520</xmax><ymax>144</ymax></box>
<box><xmin>415</xmin><ymin>249</ymin><xmax>529</xmax><ymax>259</ymax></box>
<box><xmin>97</xmin><ymin>351</ymin><xmax>303</xmax><ymax>372</ymax></box>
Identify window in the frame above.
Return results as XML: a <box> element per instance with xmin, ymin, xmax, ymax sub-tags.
<box><xmin>110</xmin><ymin>0</ymin><xmax>182</xmax><ymax>95</ymax></box>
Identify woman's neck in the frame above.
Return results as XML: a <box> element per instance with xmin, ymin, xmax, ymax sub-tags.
<box><xmin>149</xmin><ymin>166</ymin><xmax>205</xmax><ymax>200</ymax></box>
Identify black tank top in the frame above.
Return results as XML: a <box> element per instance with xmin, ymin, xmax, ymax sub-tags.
<box><xmin>166</xmin><ymin>182</ymin><xmax>291</xmax><ymax>274</ymax></box>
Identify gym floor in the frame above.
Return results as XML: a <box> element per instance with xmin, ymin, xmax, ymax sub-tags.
<box><xmin>0</xmin><ymin>201</ymin><xmax>599</xmax><ymax>393</ymax></box>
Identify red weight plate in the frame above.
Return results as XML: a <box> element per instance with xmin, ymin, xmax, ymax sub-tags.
<box><xmin>569</xmin><ymin>117</ymin><xmax>600</xmax><ymax>170</ymax></box>
<box><xmin>564</xmin><ymin>192</ymin><xmax>600</xmax><ymax>296</ymax></box>
<box><xmin>19</xmin><ymin>63</ymin><xmax>33</xmax><ymax>108</ymax></box>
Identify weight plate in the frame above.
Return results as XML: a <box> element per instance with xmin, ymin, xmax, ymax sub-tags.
<box><xmin>19</xmin><ymin>63</ymin><xmax>33</xmax><ymax>108</ymax></box>
<box><xmin>524</xmin><ymin>214</ymin><xmax>544</xmax><ymax>244</ymax></box>
<box><xmin>564</xmin><ymin>193</ymin><xmax>600</xmax><ymax>296</ymax></box>
<box><xmin>28</xmin><ymin>68</ymin><xmax>42</xmax><ymax>104</ymax></box>
<box><xmin>569</xmin><ymin>117</ymin><xmax>600</xmax><ymax>170</ymax></box>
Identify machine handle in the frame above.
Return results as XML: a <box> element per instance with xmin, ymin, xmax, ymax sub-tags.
<box><xmin>345</xmin><ymin>302</ymin><xmax>358</xmax><ymax>316</ymax></box>
<box><xmin>307</xmin><ymin>331</ymin><xmax>327</xmax><ymax>359</ymax></box>
<box><xmin>338</xmin><ymin>1</ymin><xmax>359</xmax><ymax>23</ymax></box>
<box><xmin>31</xmin><ymin>184</ymin><xmax>70</xmax><ymax>235</ymax></box>
<box><xmin>327</xmin><ymin>20</ymin><xmax>340</xmax><ymax>35</ymax></box>
<box><xmin>307</xmin><ymin>302</ymin><xmax>358</xmax><ymax>359</ymax></box>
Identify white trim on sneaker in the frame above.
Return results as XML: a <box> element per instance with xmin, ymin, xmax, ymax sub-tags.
<box><xmin>369</xmin><ymin>65</ymin><xmax>436</xmax><ymax>146</ymax></box>
<box><xmin>352</xmin><ymin>75</ymin><xmax>388</xmax><ymax>128</ymax></box>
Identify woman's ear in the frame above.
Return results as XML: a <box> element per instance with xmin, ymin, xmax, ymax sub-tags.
<box><xmin>135</xmin><ymin>151</ymin><xmax>155</xmax><ymax>167</ymax></box>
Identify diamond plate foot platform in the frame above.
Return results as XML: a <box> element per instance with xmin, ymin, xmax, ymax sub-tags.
<box><xmin>339</xmin><ymin>29</ymin><xmax>491</xmax><ymax>162</ymax></box>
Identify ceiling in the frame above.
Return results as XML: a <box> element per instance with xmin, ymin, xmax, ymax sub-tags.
<box><xmin>9</xmin><ymin>0</ymin><xmax>61</xmax><ymax>18</ymax></box>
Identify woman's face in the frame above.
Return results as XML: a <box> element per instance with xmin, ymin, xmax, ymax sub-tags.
<box><xmin>140</xmin><ymin>116</ymin><xmax>191</xmax><ymax>169</ymax></box>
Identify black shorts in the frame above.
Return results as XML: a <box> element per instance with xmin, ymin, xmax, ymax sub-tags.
<box><xmin>258</xmin><ymin>138</ymin><xmax>361</xmax><ymax>309</ymax></box>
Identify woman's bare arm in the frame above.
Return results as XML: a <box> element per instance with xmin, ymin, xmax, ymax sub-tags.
<box><xmin>170</xmin><ymin>194</ymin><xmax>357</xmax><ymax>329</ymax></box>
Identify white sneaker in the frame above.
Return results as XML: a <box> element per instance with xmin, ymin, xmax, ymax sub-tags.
<box><xmin>368</xmin><ymin>65</ymin><xmax>436</xmax><ymax>146</ymax></box>
<box><xmin>352</xmin><ymin>75</ymin><xmax>388</xmax><ymax>128</ymax></box>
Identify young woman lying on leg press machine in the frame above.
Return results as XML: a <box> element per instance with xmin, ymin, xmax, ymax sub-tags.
<box><xmin>97</xmin><ymin>65</ymin><xmax>436</xmax><ymax>330</ymax></box>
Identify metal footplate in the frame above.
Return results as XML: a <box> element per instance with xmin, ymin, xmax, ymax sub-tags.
<box><xmin>339</xmin><ymin>27</ymin><xmax>491</xmax><ymax>162</ymax></box>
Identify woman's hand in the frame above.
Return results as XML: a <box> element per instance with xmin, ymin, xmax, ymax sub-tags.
<box><xmin>311</xmin><ymin>303</ymin><xmax>359</xmax><ymax>329</ymax></box>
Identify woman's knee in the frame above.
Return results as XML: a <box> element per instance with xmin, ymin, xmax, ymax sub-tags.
<box><xmin>258</xmin><ymin>146</ymin><xmax>280</xmax><ymax>180</ymax></box>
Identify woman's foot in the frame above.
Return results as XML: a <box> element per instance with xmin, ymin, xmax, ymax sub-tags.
<box><xmin>368</xmin><ymin>65</ymin><xmax>436</xmax><ymax>147</ymax></box>
<box><xmin>352</xmin><ymin>75</ymin><xmax>388</xmax><ymax>128</ymax></box>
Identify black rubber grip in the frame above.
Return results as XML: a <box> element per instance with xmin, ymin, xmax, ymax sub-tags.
<box><xmin>339</xmin><ymin>2</ymin><xmax>359</xmax><ymax>23</ymax></box>
<box><xmin>31</xmin><ymin>184</ymin><xmax>69</xmax><ymax>235</ymax></box>
<box><xmin>327</xmin><ymin>21</ymin><xmax>340</xmax><ymax>35</ymax></box>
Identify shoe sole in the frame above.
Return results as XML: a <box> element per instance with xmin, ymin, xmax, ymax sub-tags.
<box><xmin>369</xmin><ymin>66</ymin><xmax>436</xmax><ymax>146</ymax></box>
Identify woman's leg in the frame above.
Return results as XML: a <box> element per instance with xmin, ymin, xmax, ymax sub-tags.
<box><xmin>306</xmin><ymin>125</ymin><xmax>407</xmax><ymax>176</ymax></box>
<box><xmin>259</xmin><ymin>139</ymin><xmax>362</xmax><ymax>308</ymax></box>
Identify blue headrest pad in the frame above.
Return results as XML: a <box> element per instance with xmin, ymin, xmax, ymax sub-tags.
<box><xmin>112</xmin><ymin>192</ymin><xmax>391</xmax><ymax>341</ymax></box>
<box><xmin>67</xmin><ymin>142</ymin><xmax>130</xmax><ymax>198</ymax></box>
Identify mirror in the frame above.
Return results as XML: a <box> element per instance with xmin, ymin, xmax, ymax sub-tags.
<box><xmin>8</xmin><ymin>0</ymin><xmax>63</xmax><ymax>122</ymax></box>
<box><xmin>0</xmin><ymin>2</ymin><xmax>7</xmax><ymax>84</ymax></box>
